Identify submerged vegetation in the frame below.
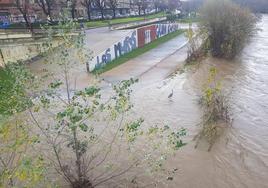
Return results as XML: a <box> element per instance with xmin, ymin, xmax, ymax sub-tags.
<box><xmin>199</xmin><ymin>0</ymin><xmax>257</xmax><ymax>59</ymax></box>
<box><xmin>195</xmin><ymin>67</ymin><xmax>231</xmax><ymax>151</ymax></box>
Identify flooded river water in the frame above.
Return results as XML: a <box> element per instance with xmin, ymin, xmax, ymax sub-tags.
<box><xmin>128</xmin><ymin>15</ymin><xmax>268</xmax><ymax>188</ymax></box>
<box><xmin>27</xmin><ymin>15</ymin><xmax>268</xmax><ymax>188</ymax></box>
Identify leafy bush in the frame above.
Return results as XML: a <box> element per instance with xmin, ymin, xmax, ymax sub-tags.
<box><xmin>167</xmin><ymin>13</ymin><xmax>177</xmax><ymax>22</ymax></box>
<box><xmin>195</xmin><ymin>67</ymin><xmax>231</xmax><ymax>151</ymax></box>
<box><xmin>0</xmin><ymin>64</ymin><xmax>33</xmax><ymax>116</ymax></box>
<box><xmin>199</xmin><ymin>0</ymin><xmax>257</xmax><ymax>59</ymax></box>
<box><xmin>0</xmin><ymin>118</ymin><xmax>46</xmax><ymax>187</ymax></box>
<box><xmin>17</xmin><ymin>20</ymin><xmax>186</xmax><ymax>187</ymax></box>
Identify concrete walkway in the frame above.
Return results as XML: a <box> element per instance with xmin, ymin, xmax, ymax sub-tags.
<box><xmin>85</xmin><ymin>27</ymin><xmax>134</xmax><ymax>56</ymax></box>
<box><xmin>101</xmin><ymin>33</ymin><xmax>189</xmax><ymax>84</ymax></box>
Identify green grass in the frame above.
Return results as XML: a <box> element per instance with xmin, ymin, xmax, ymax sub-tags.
<box><xmin>85</xmin><ymin>12</ymin><xmax>166</xmax><ymax>28</ymax></box>
<box><xmin>177</xmin><ymin>17</ymin><xmax>200</xmax><ymax>23</ymax></box>
<box><xmin>93</xmin><ymin>29</ymin><xmax>185</xmax><ymax>74</ymax></box>
<box><xmin>3</xmin><ymin>12</ymin><xmax>167</xmax><ymax>30</ymax></box>
<box><xmin>85</xmin><ymin>21</ymin><xmax>109</xmax><ymax>28</ymax></box>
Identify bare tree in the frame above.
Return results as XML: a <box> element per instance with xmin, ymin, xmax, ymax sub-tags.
<box><xmin>133</xmin><ymin>0</ymin><xmax>145</xmax><ymax>16</ymax></box>
<box><xmin>158</xmin><ymin>0</ymin><xmax>168</xmax><ymax>11</ymax></box>
<box><xmin>67</xmin><ymin>0</ymin><xmax>78</xmax><ymax>19</ymax></box>
<box><xmin>108</xmin><ymin>0</ymin><xmax>118</xmax><ymax>18</ymax></box>
<box><xmin>153</xmin><ymin>0</ymin><xmax>160</xmax><ymax>12</ymax></box>
<box><xmin>94</xmin><ymin>0</ymin><xmax>106</xmax><ymax>20</ymax></box>
<box><xmin>168</xmin><ymin>0</ymin><xmax>181</xmax><ymax>11</ymax></box>
<box><xmin>36</xmin><ymin>0</ymin><xmax>55</xmax><ymax>21</ymax></box>
<box><xmin>81</xmin><ymin>0</ymin><xmax>93</xmax><ymax>20</ymax></box>
<box><xmin>141</xmin><ymin>0</ymin><xmax>148</xmax><ymax>15</ymax></box>
<box><xmin>14</xmin><ymin>0</ymin><xmax>33</xmax><ymax>32</ymax></box>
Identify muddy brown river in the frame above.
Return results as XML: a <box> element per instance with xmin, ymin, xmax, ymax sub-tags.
<box><xmin>128</xmin><ymin>15</ymin><xmax>268</xmax><ymax>188</ymax></box>
<box><xmin>27</xmin><ymin>15</ymin><xmax>268</xmax><ymax>187</ymax></box>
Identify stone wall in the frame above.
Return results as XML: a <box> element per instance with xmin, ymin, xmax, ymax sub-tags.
<box><xmin>0</xmin><ymin>40</ymin><xmax>60</xmax><ymax>67</ymax></box>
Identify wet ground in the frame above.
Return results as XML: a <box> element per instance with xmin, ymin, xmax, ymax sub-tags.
<box><xmin>28</xmin><ymin>16</ymin><xmax>268</xmax><ymax>188</ymax></box>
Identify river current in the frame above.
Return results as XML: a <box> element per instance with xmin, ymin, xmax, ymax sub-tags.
<box><xmin>130</xmin><ymin>15</ymin><xmax>268</xmax><ymax>188</ymax></box>
<box><xmin>27</xmin><ymin>15</ymin><xmax>268</xmax><ymax>188</ymax></box>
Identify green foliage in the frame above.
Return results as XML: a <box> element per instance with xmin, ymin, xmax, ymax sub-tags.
<box><xmin>49</xmin><ymin>80</ymin><xmax>63</xmax><ymax>89</ymax></box>
<box><xmin>168</xmin><ymin>128</ymin><xmax>187</xmax><ymax>150</ymax></box>
<box><xmin>195</xmin><ymin>67</ymin><xmax>231</xmax><ymax>151</ymax></box>
<box><xmin>0</xmin><ymin>64</ymin><xmax>33</xmax><ymax>116</ymax></box>
<box><xmin>200</xmin><ymin>67</ymin><xmax>230</xmax><ymax>123</ymax></box>
<box><xmin>15</xmin><ymin>156</ymin><xmax>45</xmax><ymax>186</ymax></box>
<box><xmin>0</xmin><ymin>119</ymin><xmax>46</xmax><ymax>187</ymax></box>
<box><xmin>167</xmin><ymin>13</ymin><xmax>177</xmax><ymax>22</ymax></box>
<box><xmin>30</xmin><ymin>28</ymin><xmax>186</xmax><ymax>185</ymax></box>
<box><xmin>1</xmin><ymin>20</ymin><xmax>187</xmax><ymax>187</ymax></box>
<box><xmin>125</xmin><ymin>118</ymin><xmax>144</xmax><ymax>142</ymax></box>
<box><xmin>199</xmin><ymin>0</ymin><xmax>257</xmax><ymax>59</ymax></box>
<box><xmin>177</xmin><ymin>17</ymin><xmax>200</xmax><ymax>23</ymax></box>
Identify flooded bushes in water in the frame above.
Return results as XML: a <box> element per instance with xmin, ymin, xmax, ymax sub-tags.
<box><xmin>195</xmin><ymin>67</ymin><xmax>231</xmax><ymax>151</ymax></box>
<box><xmin>199</xmin><ymin>0</ymin><xmax>257</xmax><ymax>59</ymax></box>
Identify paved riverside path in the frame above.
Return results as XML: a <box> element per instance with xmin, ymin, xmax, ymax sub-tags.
<box><xmin>101</xmin><ymin>33</ymin><xmax>189</xmax><ymax>84</ymax></box>
<box><xmin>85</xmin><ymin>27</ymin><xmax>134</xmax><ymax>57</ymax></box>
<box><xmin>29</xmin><ymin>28</ymin><xmax>190</xmax><ymax>92</ymax></box>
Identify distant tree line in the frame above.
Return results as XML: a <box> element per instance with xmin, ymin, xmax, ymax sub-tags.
<box><xmin>233</xmin><ymin>0</ymin><xmax>268</xmax><ymax>13</ymax></box>
<box><xmin>12</xmin><ymin>0</ymin><xmax>181</xmax><ymax>31</ymax></box>
<box><xmin>181</xmin><ymin>0</ymin><xmax>268</xmax><ymax>14</ymax></box>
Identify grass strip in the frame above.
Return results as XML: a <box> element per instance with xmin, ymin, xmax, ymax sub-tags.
<box><xmin>85</xmin><ymin>12</ymin><xmax>166</xmax><ymax>28</ymax></box>
<box><xmin>177</xmin><ymin>17</ymin><xmax>200</xmax><ymax>23</ymax></box>
<box><xmin>93</xmin><ymin>29</ymin><xmax>185</xmax><ymax>74</ymax></box>
<box><xmin>4</xmin><ymin>12</ymin><xmax>166</xmax><ymax>30</ymax></box>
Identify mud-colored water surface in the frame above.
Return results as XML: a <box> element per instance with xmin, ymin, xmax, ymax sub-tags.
<box><xmin>127</xmin><ymin>15</ymin><xmax>268</xmax><ymax>188</ymax></box>
<box><xmin>26</xmin><ymin>15</ymin><xmax>268</xmax><ymax>188</ymax></box>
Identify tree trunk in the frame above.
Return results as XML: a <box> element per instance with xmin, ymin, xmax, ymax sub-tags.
<box><xmin>22</xmin><ymin>13</ymin><xmax>33</xmax><ymax>33</ymax></box>
<box><xmin>47</xmin><ymin>6</ymin><xmax>52</xmax><ymax>21</ymax></box>
<box><xmin>113</xmin><ymin>9</ymin><xmax>116</xmax><ymax>18</ymax></box>
<box><xmin>71</xmin><ymin>9</ymin><xmax>75</xmax><ymax>19</ymax></box>
<box><xmin>100</xmin><ymin>10</ymin><xmax>104</xmax><ymax>20</ymax></box>
<box><xmin>73</xmin><ymin>129</ymin><xmax>83</xmax><ymax>185</ymax></box>
<box><xmin>155</xmin><ymin>4</ymin><xmax>158</xmax><ymax>12</ymax></box>
<box><xmin>138</xmin><ymin>7</ymin><xmax>141</xmax><ymax>15</ymax></box>
<box><xmin>87</xmin><ymin>7</ymin><xmax>91</xmax><ymax>20</ymax></box>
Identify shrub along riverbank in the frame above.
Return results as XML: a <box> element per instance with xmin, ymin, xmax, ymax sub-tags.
<box><xmin>199</xmin><ymin>0</ymin><xmax>257</xmax><ymax>59</ymax></box>
<box><xmin>93</xmin><ymin>29</ymin><xmax>185</xmax><ymax>74</ymax></box>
